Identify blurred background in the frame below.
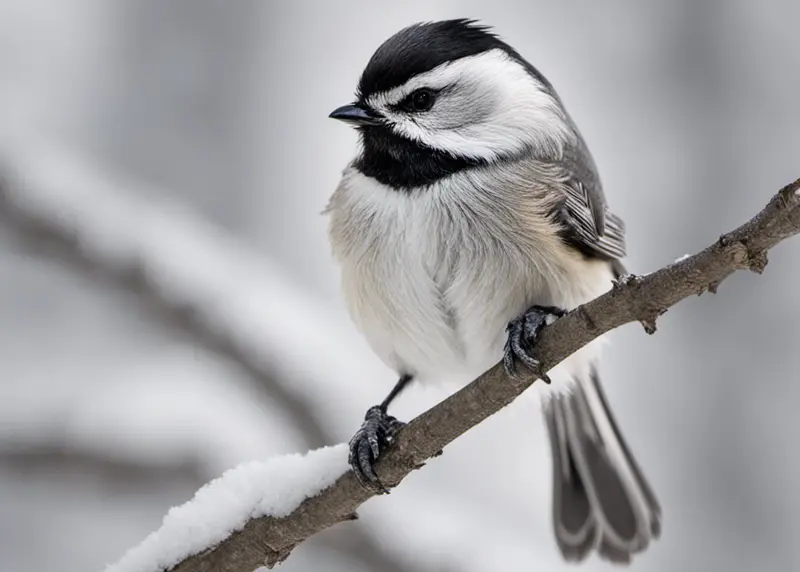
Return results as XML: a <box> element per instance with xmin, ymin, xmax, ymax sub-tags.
<box><xmin>0</xmin><ymin>1</ymin><xmax>798</xmax><ymax>571</ymax></box>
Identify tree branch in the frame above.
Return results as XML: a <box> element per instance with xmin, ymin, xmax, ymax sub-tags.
<box><xmin>118</xmin><ymin>178</ymin><xmax>800</xmax><ymax>572</ymax></box>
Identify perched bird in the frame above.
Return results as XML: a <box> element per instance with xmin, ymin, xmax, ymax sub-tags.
<box><xmin>325</xmin><ymin>19</ymin><xmax>661</xmax><ymax>563</ymax></box>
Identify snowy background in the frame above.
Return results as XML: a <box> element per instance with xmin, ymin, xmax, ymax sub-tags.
<box><xmin>1</xmin><ymin>2</ymin><xmax>799</xmax><ymax>572</ymax></box>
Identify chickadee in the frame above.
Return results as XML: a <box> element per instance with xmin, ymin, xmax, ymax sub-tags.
<box><xmin>325</xmin><ymin>19</ymin><xmax>661</xmax><ymax>563</ymax></box>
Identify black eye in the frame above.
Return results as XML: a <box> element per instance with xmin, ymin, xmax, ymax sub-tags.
<box><xmin>404</xmin><ymin>88</ymin><xmax>436</xmax><ymax>112</ymax></box>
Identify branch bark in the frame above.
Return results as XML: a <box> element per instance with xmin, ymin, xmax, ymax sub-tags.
<box><xmin>131</xmin><ymin>179</ymin><xmax>800</xmax><ymax>572</ymax></box>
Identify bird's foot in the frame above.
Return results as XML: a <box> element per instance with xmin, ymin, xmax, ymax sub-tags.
<box><xmin>348</xmin><ymin>405</ymin><xmax>406</xmax><ymax>493</ymax></box>
<box><xmin>503</xmin><ymin>305</ymin><xmax>567</xmax><ymax>383</ymax></box>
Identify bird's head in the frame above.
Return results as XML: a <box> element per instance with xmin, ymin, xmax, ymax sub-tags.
<box><xmin>330</xmin><ymin>19</ymin><xmax>572</xmax><ymax>181</ymax></box>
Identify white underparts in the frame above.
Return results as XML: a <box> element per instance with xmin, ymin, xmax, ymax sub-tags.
<box><xmin>327</xmin><ymin>166</ymin><xmax>616</xmax><ymax>397</ymax></box>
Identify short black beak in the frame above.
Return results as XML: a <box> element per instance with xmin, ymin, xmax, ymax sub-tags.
<box><xmin>329</xmin><ymin>103</ymin><xmax>383</xmax><ymax>126</ymax></box>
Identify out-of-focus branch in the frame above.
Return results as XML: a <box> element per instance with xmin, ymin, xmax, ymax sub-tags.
<box><xmin>0</xmin><ymin>445</ymin><xmax>207</xmax><ymax>487</ymax></box>
<box><xmin>135</xmin><ymin>178</ymin><xmax>798</xmax><ymax>572</ymax></box>
<box><xmin>0</xmin><ymin>175</ymin><xmax>328</xmax><ymax>449</ymax></box>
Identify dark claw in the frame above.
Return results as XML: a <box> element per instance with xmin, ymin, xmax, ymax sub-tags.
<box><xmin>348</xmin><ymin>405</ymin><xmax>406</xmax><ymax>493</ymax></box>
<box><xmin>503</xmin><ymin>305</ymin><xmax>566</xmax><ymax>383</ymax></box>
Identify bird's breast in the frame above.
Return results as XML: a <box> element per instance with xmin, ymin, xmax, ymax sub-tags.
<box><xmin>327</xmin><ymin>167</ymin><xmax>612</xmax><ymax>385</ymax></box>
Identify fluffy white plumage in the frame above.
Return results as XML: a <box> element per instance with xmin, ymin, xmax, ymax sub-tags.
<box><xmin>329</xmin><ymin>45</ymin><xmax>614</xmax><ymax>394</ymax></box>
<box><xmin>327</xmin><ymin>162</ymin><xmax>613</xmax><ymax>396</ymax></box>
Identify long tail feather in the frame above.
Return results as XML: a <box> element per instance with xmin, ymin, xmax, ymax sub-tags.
<box><xmin>544</xmin><ymin>364</ymin><xmax>661</xmax><ymax>563</ymax></box>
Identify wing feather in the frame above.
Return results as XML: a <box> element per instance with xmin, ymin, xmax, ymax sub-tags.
<box><xmin>552</xmin><ymin>130</ymin><xmax>627</xmax><ymax>262</ymax></box>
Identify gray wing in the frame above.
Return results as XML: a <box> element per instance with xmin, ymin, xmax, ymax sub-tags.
<box><xmin>555</xmin><ymin>129</ymin><xmax>627</xmax><ymax>266</ymax></box>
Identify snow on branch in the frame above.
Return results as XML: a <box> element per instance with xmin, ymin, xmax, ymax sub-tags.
<box><xmin>100</xmin><ymin>177</ymin><xmax>800</xmax><ymax>572</ymax></box>
<box><xmin>104</xmin><ymin>445</ymin><xmax>349</xmax><ymax>572</ymax></box>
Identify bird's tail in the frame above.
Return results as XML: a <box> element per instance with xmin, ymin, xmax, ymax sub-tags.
<box><xmin>543</xmin><ymin>364</ymin><xmax>662</xmax><ymax>563</ymax></box>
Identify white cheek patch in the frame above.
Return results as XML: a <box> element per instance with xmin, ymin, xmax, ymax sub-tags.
<box><xmin>366</xmin><ymin>49</ymin><xmax>572</xmax><ymax>161</ymax></box>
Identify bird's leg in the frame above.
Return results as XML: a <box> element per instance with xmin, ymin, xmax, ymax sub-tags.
<box><xmin>503</xmin><ymin>305</ymin><xmax>567</xmax><ymax>383</ymax></box>
<box><xmin>348</xmin><ymin>374</ymin><xmax>412</xmax><ymax>493</ymax></box>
